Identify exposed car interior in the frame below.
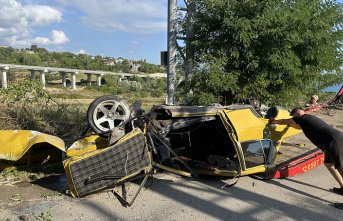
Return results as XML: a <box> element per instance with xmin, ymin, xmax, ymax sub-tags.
<box><xmin>152</xmin><ymin>115</ymin><xmax>239</xmax><ymax>173</ymax></box>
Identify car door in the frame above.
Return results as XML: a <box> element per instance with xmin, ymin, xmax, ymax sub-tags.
<box><xmin>219</xmin><ymin>108</ymin><xmax>270</xmax><ymax>175</ymax></box>
<box><xmin>222</xmin><ymin>107</ymin><xmax>302</xmax><ymax>176</ymax></box>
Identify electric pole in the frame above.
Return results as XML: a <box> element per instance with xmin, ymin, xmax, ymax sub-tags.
<box><xmin>166</xmin><ymin>0</ymin><xmax>177</xmax><ymax>105</ymax></box>
<box><xmin>166</xmin><ymin>0</ymin><xmax>195</xmax><ymax>105</ymax></box>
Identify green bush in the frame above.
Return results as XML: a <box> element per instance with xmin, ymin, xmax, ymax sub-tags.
<box><xmin>87</xmin><ymin>75</ymin><xmax>167</xmax><ymax>99</ymax></box>
<box><xmin>1</xmin><ymin>79</ymin><xmax>48</xmax><ymax>102</ymax></box>
<box><xmin>0</xmin><ymin>80</ymin><xmax>88</xmax><ymax>144</ymax></box>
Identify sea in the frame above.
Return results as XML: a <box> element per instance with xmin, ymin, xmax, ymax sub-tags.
<box><xmin>324</xmin><ymin>83</ymin><xmax>343</xmax><ymax>92</ymax></box>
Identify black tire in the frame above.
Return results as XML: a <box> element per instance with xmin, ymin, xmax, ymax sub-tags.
<box><xmin>87</xmin><ymin>95</ymin><xmax>131</xmax><ymax>134</ymax></box>
<box><xmin>264</xmin><ymin>106</ymin><xmax>279</xmax><ymax>119</ymax></box>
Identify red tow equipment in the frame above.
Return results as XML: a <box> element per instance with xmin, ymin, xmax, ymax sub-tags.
<box><xmin>264</xmin><ymin>149</ymin><xmax>324</xmax><ymax>179</ymax></box>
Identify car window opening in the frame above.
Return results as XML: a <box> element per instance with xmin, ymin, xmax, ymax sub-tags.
<box><xmin>156</xmin><ymin>116</ymin><xmax>239</xmax><ymax>172</ymax></box>
<box><xmin>241</xmin><ymin>140</ymin><xmax>274</xmax><ymax>168</ymax></box>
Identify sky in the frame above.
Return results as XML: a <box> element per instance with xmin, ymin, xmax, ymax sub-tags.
<box><xmin>0</xmin><ymin>0</ymin><xmax>170</xmax><ymax>64</ymax></box>
<box><xmin>0</xmin><ymin>0</ymin><xmax>342</xmax><ymax>65</ymax></box>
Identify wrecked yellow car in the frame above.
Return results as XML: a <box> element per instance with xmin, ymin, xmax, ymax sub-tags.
<box><xmin>0</xmin><ymin>95</ymin><xmax>323</xmax><ymax>204</ymax></box>
<box><xmin>65</xmin><ymin>96</ymin><xmax>323</xmax><ymax>190</ymax></box>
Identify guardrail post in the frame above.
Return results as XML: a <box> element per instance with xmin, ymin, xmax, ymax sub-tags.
<box><xmin>61</xmin><ymin>72</ymin><xmax>67</xmax><ymax>87</ymax></box>
<box><xmin>96</xmin><ymin>74</ymin><xmax>102</xmax><ymax>86</ymax></box>
<box><xmin>1</xmin><ymin>66</ymin><xmax>9</xmax><ymax>89</ymax></box>
<box><xmin>87</xmin><ymin>73</ymin><xmax>92</xmax><ymax>86</ymax></box>
<box><xmin>71</xmin><ymin>71</ymin><xmax>77</xmax><ymax>90</ymax></box>
<box><xmin>30</xmin><ymin>70</ymin><xmax>36</xmax><ymax>80</ymax></box>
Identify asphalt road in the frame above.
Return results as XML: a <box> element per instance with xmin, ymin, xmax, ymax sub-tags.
<box><xmin>1</xmin><ymin>109</ymin><xmax>343</xmax><ymax>221</ymax></box>
<box><xmin>1</xmin><ymin>166</ymin><xmax>343</xmax><ymax>221</ymax></box>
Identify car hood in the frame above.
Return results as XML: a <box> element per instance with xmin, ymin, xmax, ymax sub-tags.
<box><xmin>0</xmin><ymin>130</ymin><xmax>65</xmax><ymax>161</ymax></box>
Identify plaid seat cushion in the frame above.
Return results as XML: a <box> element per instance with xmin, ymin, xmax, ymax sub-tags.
<box><xmin>65</xmin><ymin>130</ymin><xmax>150</xmax><ymax>197</ymax></box>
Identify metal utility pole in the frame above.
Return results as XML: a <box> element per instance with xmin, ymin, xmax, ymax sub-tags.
<box><xmin>166</xmin><ymin>0</ymin><xmax>195</xmax><ymax>104</ymax></box>
<box><xmin>166</xmin><ymin>0</ymin><xmax>177</xmax><ymax>105</ymax></box>
<box><xmin>184</xmin><ymin>2</ymin><xmax>195</xmax><ymax>85</ymax></box>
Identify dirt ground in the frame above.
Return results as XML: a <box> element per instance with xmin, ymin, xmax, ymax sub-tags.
<box><xmin>1</xmin><ymin>108</ymin><xmax>343</xmax><ymax>221</ymax></box>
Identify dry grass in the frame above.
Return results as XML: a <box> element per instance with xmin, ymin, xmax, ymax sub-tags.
<box><xmin>0</xmin><ymin>79</ymin><xmax>166</xmax><ymax>144</ymax></box>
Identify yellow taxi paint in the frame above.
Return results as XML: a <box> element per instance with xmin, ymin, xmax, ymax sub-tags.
<box><xmin>0</xmin><ymin>130</ymin><xmax>65</xmax><ymax>161</ymax></box>
<box><xmin>223</xmin><ymin>109</ymin><xmax>268</xmax><ymax>141</ymax></box>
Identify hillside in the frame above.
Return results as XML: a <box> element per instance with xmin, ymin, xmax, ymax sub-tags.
<box><xmin>0</xmin><ymin>45</ymin><xmax>164</xmax><ymax>74</ymax></box>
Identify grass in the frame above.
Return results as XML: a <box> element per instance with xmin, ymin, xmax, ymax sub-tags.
<box><xmin>45</xmin><ymin>85</ymin><xmax>166</xmax><ymax>111</ymax></box>
<box><xmin>49</xmin><ymin>93</ymin><xmax>89</xmax><ymax>99</ymax></box>
<box><xmin>0</xmin><ymin>169</ymin><xmax>42</xmax><ymax>183</ymax></box>
<box><xmin>34</xmin><ymin>210</ymin><xmax>53</xmax><ymax>221</ymax></box>
<box><xmin>0</xmin><ymin>163</ymin><xmax>64</xmax><ymax>183</ymax></box>
<box><xmin>41</xmin><ymin>191</ymin><xmax>61</xmax><ymax>198</ymax></box>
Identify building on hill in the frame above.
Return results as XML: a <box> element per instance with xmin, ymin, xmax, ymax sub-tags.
<box><xmin>102</xmin><ymin>58</ymin><xmax>116</xmax><ymax>66</ymax></box>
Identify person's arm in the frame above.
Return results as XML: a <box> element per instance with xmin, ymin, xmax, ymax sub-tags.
<box><xmin>269</xmin><ymin>118</ymin><xmax>301</xmax><ymax>129</ymax></box>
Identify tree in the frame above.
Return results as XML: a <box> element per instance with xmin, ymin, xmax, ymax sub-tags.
<box><xmin>18</xmin><ymin>53</ymin><xmax>42</xmax><ymax>66</ymax></box>
<box><xmin>30</xmin><ymin>45</ymin><xmax>39</xmax><ymax>52</ymax></box>
<box><xmin>0</xmin><ymin>47</ymin><xmax>16</xmax><ymax>63</ymax></box>
<box><xmin>137</xmin><ymin>60</ymin><xmax>162</xmax><ymax>73</ymax></box>
<box><xmin>183</xmin><ymin>0</ymin><xmax>343</xmax><ymax>106</ymax></box>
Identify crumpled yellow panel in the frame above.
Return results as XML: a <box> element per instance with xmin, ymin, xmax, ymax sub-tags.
<box><xmin>0</xmin><ymin>130</ymin><xmax>65</xmax><ymax>161</ymax></box>
<box><xmin>66</xmin><ymin>135</ymin><xmax>108</xmax><ymax>158</ymax></box>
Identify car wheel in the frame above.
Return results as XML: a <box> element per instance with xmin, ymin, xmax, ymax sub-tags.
<box><xmin>87</xmin><ymin>95</ymin><xmax>131</xmax><ymax>134</ymax></box>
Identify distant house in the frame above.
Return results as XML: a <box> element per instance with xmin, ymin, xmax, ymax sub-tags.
<box><xmin>115</xmin><ymin>58</ymin><xmax>123</xmax><ymax>64</ymax></box>
<box><xmin>102</xmin><ymin>58</ymin><xmax>116</xmax><ymax>66</ymax></box>
<box><xmin>25</xmin><ymin>50</ymin><xmax>35</xmax><ymax>54</ymax></box>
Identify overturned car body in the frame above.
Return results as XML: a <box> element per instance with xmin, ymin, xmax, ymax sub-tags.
<box><xmin>64</xmin><ymin>96</ymin><xmax>324</xmax><ymax>200</ymax></box>
<box><xmin>143</xmin><ymin>104</ymin><xmax>309</xmax><ymax>177</ymax></box>
<box><xmin>0</xmin><ymin>95</ymin><xmax>325</xmax><ymax>206</ymax></box>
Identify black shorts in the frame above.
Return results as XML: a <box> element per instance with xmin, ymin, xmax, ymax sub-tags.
<box><xmin>324</xmin><ymin>150</ymin><xmax>333</xmax><ymax>164</ymax></box>
<box><xmin>324</xmin><ymin>139</ymin><xmax>343</xmax><ymax>169</ymax></box>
